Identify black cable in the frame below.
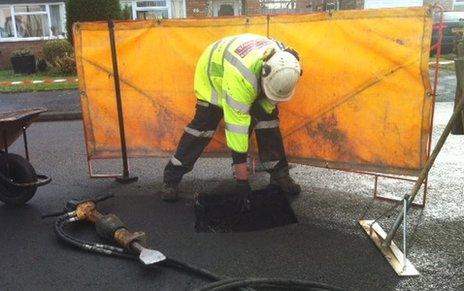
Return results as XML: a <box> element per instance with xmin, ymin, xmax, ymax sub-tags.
<box><xmin>55</xmin><ymin>213</ymin><xmax>224</xmax><ymax>280</ymax></box>
<box><xmin>54</xmin><ymin>214</ymin><xmax>253</xmax><ymax>290</ymax></box>
<box><xmin>54</xmin><ymin>215</ymin><xmax>137</xmax><ymax>260</ymax></box>
<box><xmin>55</xmin><ymin>215</ymin><xmax>226</xmax><ymax>280</ymax></box>
<box><xmin>42</xmin><ymin>210</ymin><xmax>67</xmax><ymax>219</ymax></box>
<box><xmin>58</xmin><ymin>221</ymin><xmax>136</xmax><ymax>260</ymax></box>
<box><xmin>161</xmin><ymin>258</ymin><xmax>223</xmax><ymax>281</ymax></box>
<box><xmin>196</xmin><ymin>278</ymin><xmax>344</xmax><ymax>291</ymax></box>
<box><xmin>53</xmin><ymin>214</ymin><xmax>342</xmax><ymax>291</ymax></box>
<box><xmin>54</xmin><ymin>215</ymin><xmax>245</xmax><ymax>289</ymax></box>
<box><xmin>152</xmin><ymin>258</ymin><xmax>254</xmax><ymax>291</ymax></box>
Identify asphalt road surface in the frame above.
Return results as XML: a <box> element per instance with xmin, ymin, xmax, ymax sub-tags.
<box><xmin>0</xmin><ymin>102</ymin><xmax>463</xmax><ymax>291</ymax></box>
<box><xmin>0</xmin><ymin>90</ymin><xmax>79</xmax><ymax>113</ymax></box>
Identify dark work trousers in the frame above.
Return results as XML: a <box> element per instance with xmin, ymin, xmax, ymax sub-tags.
<box><xmin>163</xmin><ymin>100</ymin><xmax>288</xmax><ymax>185</ymax></box>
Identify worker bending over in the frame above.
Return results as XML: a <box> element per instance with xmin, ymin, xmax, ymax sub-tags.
<box><xmin>160</xmin><ymin>33</ymin><xmax>302</xmax><ymax>202</ymax></box>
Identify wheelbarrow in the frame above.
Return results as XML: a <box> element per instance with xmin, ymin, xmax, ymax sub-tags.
<box><xmin>0</xmin><ymin>108</ymin><xmax>51</xmax><ymax>205</ymax></box>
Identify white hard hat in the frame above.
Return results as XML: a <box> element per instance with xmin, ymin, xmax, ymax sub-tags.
<box><xmin>261</xmin><ymin>50</ymin><xmax>301</xmax><ymax>102</ymax></box>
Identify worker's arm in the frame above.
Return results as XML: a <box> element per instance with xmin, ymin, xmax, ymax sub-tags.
<box><xmin>222</xmin><ymin>72</ymin><xmax>257</xmax><ymax>181</ymax></box>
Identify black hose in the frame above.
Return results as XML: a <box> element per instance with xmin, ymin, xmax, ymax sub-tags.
<box><xmin>57</xmin><ymin>220</ymin><xmax>135</xmax><ymax>259</ymax></box>
<box><xmin>55</xmin><ymin>214</ymin><xmax>227</xmax><ymax>279</ymax></box>
<box><xmin>196</xmin><ymin>278</ymin><xmax>344</xmax><ymax>291</ymax></box>
<box><xmin>54</xmin><ymin>214</ymin><xmax>253</xmax><ymax>291</ymax></box>
<box><xmin>161</xmin><ymin>258</ymin><xmax>223</xmax><ymax>282</ymax></box>
<box><xmin>54</xmin><ymin>215</ymin><xmax>137</xmax><ymax>260</ymax></box>
<box><xmin>55</xmin><ymin>214</ymin><xmax>224</xmax><ymax>280</ymax></box>
<box><xmin>54</xmin><ymin>214</ymin><xmax>342</xmax><ymax>291</ymax></box>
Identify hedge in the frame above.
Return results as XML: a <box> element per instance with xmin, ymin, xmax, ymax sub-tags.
<box><xmin>66</xmin><ymin>0</ymin><xmax>122</xmax><ymax>45</ymax></box>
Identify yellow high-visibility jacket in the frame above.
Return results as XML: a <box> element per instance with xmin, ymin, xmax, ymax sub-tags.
<box><xmin>194</xmin><ymin>34</ymin><xmax>281</xmax><ymax>154</ymax></box>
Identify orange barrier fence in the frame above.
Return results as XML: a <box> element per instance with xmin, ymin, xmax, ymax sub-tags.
<box><xmin>75</xmin><ymin>7</ymin><xmax>433</xmax><ymax>176</ymax></box>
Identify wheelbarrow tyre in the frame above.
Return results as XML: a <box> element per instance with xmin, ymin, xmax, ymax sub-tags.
<box><xmin>0</xmin><ymin>153</ymin><xmax>38</xmax><ymax>205</ymax></box>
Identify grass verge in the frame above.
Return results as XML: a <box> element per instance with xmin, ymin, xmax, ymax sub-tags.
<box><xmin>0</xmin><ymin>82</ymin><xmax>78</xmax><ymax>93</ymax></box>
<box><xmin>0</xmin><ymin>70</ymin><xmax>78</xmax><ymax>93</ymax></box>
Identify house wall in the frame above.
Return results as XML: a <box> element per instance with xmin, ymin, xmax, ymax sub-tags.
<box><xmin>423</xmin><ymin>0</ymin><xmax>454</xmax><ymax>11</ymax></box>
<box><xmin>185</xmin><ymin>0</ymin><xmax>209</xmax><ymax>17</ymax></box>
<box><xmin>245</xmin><ymin>0</ymin><xmax>262</xmax><ymax>15</ymax></box>
<box><xmin>0</xmin><ymin>0</ymin><xmax>63</xmax><ymax>4</ymax></box>
<box><xmin>0</xmin><ymin>0</ymin><xmax>66</xmax><ymax>69</ymax></box>
<box><xmin>341</xmin><ymin>0</ymin><xmax>363</xmax><ymax>9</ymax></box>
<box><xmin>0</xmin><ymin>0</ymin><xmax>452</xmax><ymax>70</ymax></box>
<box><xmin>0</xmin><ymin>40</ymin><xmax>45</xmax><ymax>69</ymax></box>
<box><xmin>184</xmin><ymin>1</ymin><xmax>364</xmax><ymax>17</ymax></box>
<box><xmin>185</xmin><ymin>0</ymin><xmax>455</xmax><ymax>16</ymax></box>
<box><xmin>309</xmin><ymin>0</ymin><xmax>362</xmax><ymax>11</ymax></box>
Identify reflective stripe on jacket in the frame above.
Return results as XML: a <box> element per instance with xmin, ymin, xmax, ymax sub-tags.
<box><xmin>193</xmin><ymin>34</ymin><xmax>280</xmax><ymax>153</ymax></box>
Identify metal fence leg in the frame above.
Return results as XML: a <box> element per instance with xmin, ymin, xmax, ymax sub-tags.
<box><xmin>108</xmin><ymin>19</ymin><xmax>138</xmax><ymax>184</ymax></box>
<box><xmin>402</xmin><ymin>195</ymin><xmax>408</xmax><ymax>273</ymax></box>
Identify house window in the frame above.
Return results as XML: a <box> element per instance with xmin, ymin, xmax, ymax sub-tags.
<box><xmin>14</xmin><ymin>5</ymin><xmax>49</xmax><ymax>37</ymax></box>
<box><xmin>120</xmin><ymin>0</ymin><xmax>186</xmax><ymax>20</ymax></box>
<box><xmin>259</xmin><ymin>0</ymin><xmax>296</xmax><ymax>14</ymax></box>
<box><xmin>135</xmin><ymin>0</ymin><xmax>171</xmax><ymax>19</ymax></box>
<box><xmin>0</xmin><ymin>3</ymin><xmax>66</xmax><ymax>41</ymax></box>
<box><xmin>49</xmin><ymin>4</ymin><xmax>64</xmax><ymax>36</ymax></box>
<box><xmin>0</xmin><ymin>7</ymin><xmax>14</xmax><ymax>38</ymax></box>
<box><xmin>121</xmin><ymin>1</ymin><xmax>134</xmax><ymax>19</ymax></box>
<box><xmin>455</xmin><ymin>0</ymin><xmax>464</xmax><ymax>11</ymax></box>
<box><xmin>211</xmin><ymin>0</ymin><xmax>241</xmax><ymax>17</ymax></box>
<box><xmin>218</xmin><ymin>5</ymin><xmax>234</xmax><ymax>16</ymax></box>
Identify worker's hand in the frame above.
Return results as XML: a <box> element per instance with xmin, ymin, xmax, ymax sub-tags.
<box><xmin>234</xmin><ymin>180</ymin><xmax>252</xmax><ymax>212</ymax></box>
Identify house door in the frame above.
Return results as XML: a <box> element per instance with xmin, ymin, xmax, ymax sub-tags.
<box><xmin>212</xmin><ymin>0</ymin><xmax>241</xmax><ymax>16</ymax></box>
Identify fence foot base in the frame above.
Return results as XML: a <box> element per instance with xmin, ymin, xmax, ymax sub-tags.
<box><xmin>374</xmin><ymin>194</ymin><xmax>425</xmax><ymax>208</ymax></box>
<box><xmin>373</xmin><ymin>175</ymin><xmax>426</xmax><ymax>208</ymax></box>
<box><xmin>115</xmin><ymin>175</ymin><xmax>138</xmax><ymax>184</ymax></box>
<box><xmin>359</xmin><ymin>220</ymin><xmax>419</xmax><ymax>277</ymax></box>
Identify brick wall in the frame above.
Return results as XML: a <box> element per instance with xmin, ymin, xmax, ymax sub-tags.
<box><xmin>184</xmin><ymin>1</ymin><xmax>366</xmax><ymax>17</ymax></box>
<box><xmin>309</xmin><ymin>0</ymin><xmax>363</xmax><ymax>11</ymax></box>
<box><xmin>296</xmin><ymin>0</ymin><xmax>313</xmax><ymax>10</ymax></box>
<box><xmin>180</xmin><ymin>0</ymin><xmax>455</xmax><ymax>18</ymax></box>
<box><xmin>340</xmin><ymin>0</ymin><xmax>363</xmax><ymax>10</ymax></box>
<box><xmin>0</xmin><ymin>40</ymin><xmax>46</xmax><ymax>70</ymax></box>
<box><xmin>245</xmin><ymin>0</ymin><xmax>262</xmax><ymax>15</ymax></box>
<box><xmin>252</xmin><ymin>0</ymin><xmax>363</xmax><ymax>13</ymax></box>
<box><xmin>186</xmin><ymin>0</ymin><xmax>209</xmax><ymax>17</ymax></box>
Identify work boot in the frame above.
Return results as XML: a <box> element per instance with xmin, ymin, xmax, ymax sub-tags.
<box><xmin>269</xmin><ymin>166</ymin><xmax>301</xmax><ymax>195</ymax></box>
<box><xmin>159</xmin><ymin>183</ymin><xmax>179</xmax><ymax>202</ymax></box>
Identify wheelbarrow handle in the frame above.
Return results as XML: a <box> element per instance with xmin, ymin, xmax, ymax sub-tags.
<box><xmin>0</xmin><ymin>173</ymin><xmax>51</xmax><ymax>188</ymax></box>
<box><xmin>33</xmin><ymin>174</ymin><xmax>52</xmax><ymax>187</ymax></box>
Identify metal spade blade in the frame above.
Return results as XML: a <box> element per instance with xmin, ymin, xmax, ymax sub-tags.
<box><xmin>132</xmin><ymin>242</ymin><xmax>166</xmax><ymax>265</ymax></box>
